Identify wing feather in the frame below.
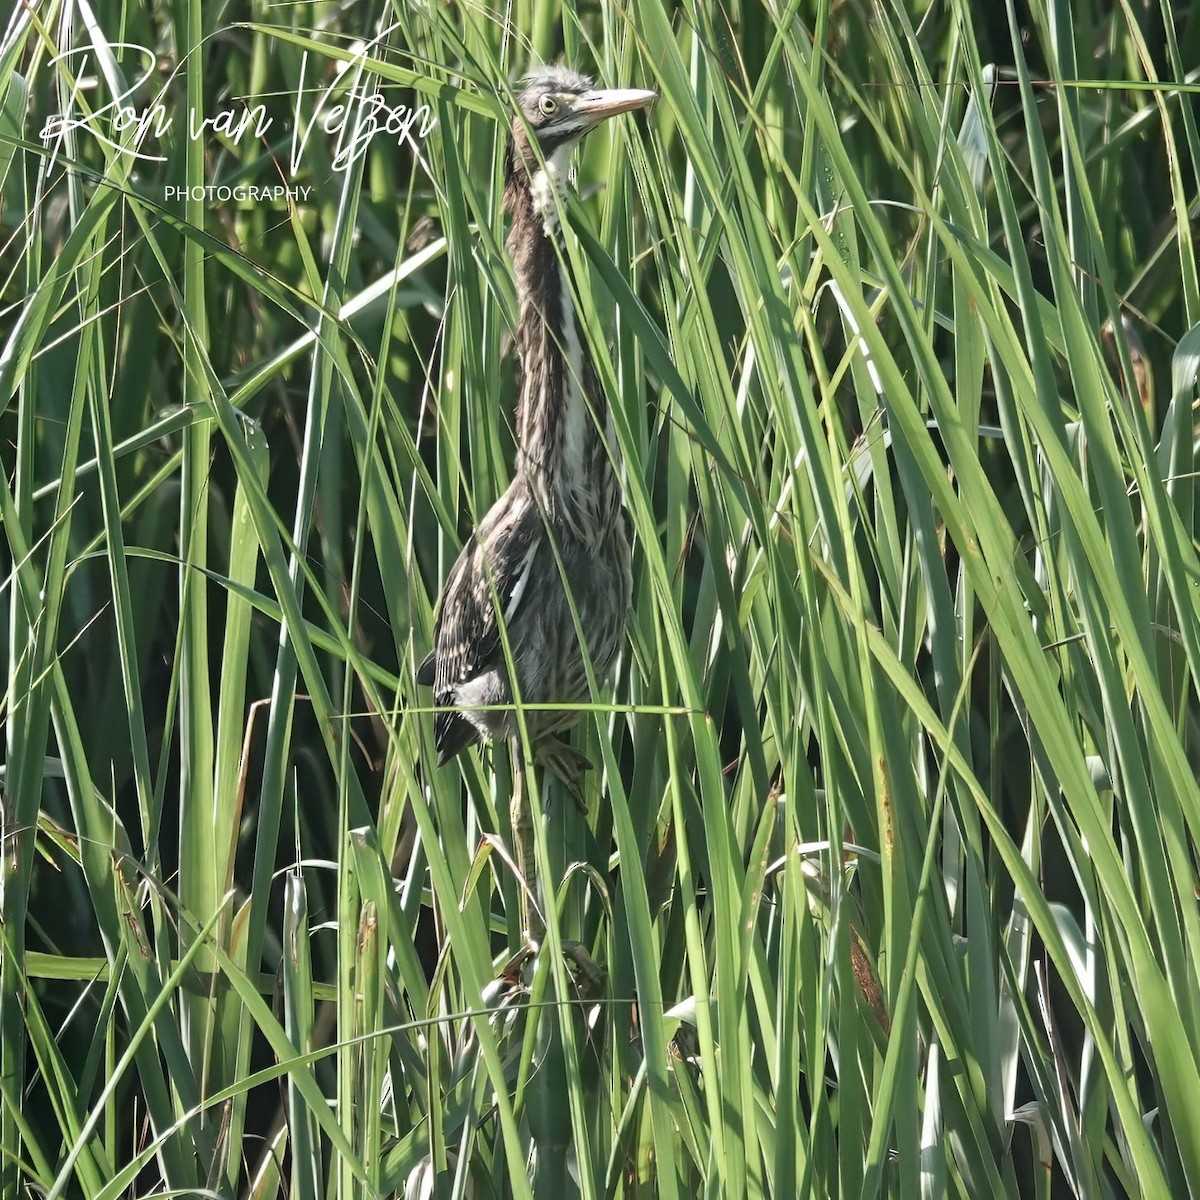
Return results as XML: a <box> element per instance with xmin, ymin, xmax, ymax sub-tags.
<box><xmin>421</xmin><ymin>487</ymin><xmax>540</xmax><ymax>760</ymax></box>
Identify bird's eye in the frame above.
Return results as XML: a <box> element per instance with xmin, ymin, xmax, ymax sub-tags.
<box><xmin>538</xmin><ymin>95</ymin><xmax>558</xmax><ymax>116</ymax></box>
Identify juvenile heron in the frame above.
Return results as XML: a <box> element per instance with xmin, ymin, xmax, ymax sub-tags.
<box><xmin>418</xmin><ymin>67</ymin><xmax>654</xmax><ymax>939</ymax></box>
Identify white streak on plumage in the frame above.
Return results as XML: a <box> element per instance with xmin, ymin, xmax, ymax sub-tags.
<box><xmin>528</xmin><ymin>141</ymin><xmax>575</xmax><ymax>233</ymax></box>
<box><xmin>503</xmin><ymin>541</ymin><xmax>539</xmax><ymax>626</ymax></box>
<box><xmin>558</xmin><ymin>279</ymin><xmax>588</xmax><ymax>508</ymax></box>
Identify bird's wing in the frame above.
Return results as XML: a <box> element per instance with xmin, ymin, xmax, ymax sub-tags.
<box><xmin>430</xmin><ymin>505</ymin><xmax>539</xmax><ymax>699</ymax></box>
<box><xmin>415</xmin><ymin>650</ymin><xmax>436</xmax><ymax>686</ymax></box>
<box><xmin>420</xmin><ymin>489</ymin><xmax>541</xmax><ymax>763</ymax></box>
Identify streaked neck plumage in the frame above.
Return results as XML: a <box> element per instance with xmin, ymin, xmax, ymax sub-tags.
<box><xmin>505</xmin><ymin>143</ymin><xmax>619</xmax><ymax>542</ymax></box>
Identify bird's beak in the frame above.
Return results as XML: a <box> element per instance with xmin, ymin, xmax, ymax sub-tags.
<box><xmin>575</xmin><ymin>88</ymin><xmax>658</xmax><ymax>126</ymax></box>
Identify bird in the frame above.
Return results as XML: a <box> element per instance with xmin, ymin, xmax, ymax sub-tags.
<box><xmin>418</xmin><ymin>67</ymin><xmax>656</xmax><ymax>804</ymax></box>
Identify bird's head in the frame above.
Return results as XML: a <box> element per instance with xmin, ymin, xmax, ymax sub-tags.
<box><xmin>505</xmin><ymin>66</ymin><xmax>656</xmax><ymax>215</ymax></box>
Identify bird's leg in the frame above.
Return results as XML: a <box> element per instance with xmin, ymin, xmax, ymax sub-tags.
<box><xmin>510</xmin><ymin>755</ymin><xmax>544</xmax><ymax>944</ymax></box>
<box><xmin>562</xmin><ymin>940</ymin><xmax>606</xmax><ymax>991</ymax></box>
<box><xmin>534</xmin><ymin>735</ymin><xmax>594</xmax><ymax>812</ymax></box>
<box><xmin>536</xmin><ymin>737</ymin><xmax>607</xmax><ymax>987</ymax></box>
<box><xmin>509</xmin><ymin>743</ymin><xmax>605</xmax><ymax>988</ymax></box>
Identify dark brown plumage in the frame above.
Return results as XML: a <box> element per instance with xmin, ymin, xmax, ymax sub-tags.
<box><xmin>418</xmin><ymin>68</ymin><xmax>656</xmax><ymax>790</ymax></box>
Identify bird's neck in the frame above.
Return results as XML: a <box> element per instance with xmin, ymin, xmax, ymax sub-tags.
<box><xmin>506</xmin><ymin>158</ymin><xmax>618</xmax><ymax>537</ymax></box>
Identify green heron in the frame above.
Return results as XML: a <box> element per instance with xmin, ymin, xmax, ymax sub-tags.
<box><xmin>418</xmin><ymin>67</ymin><xmax>655</xmax><ymax>941</ymax></box>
